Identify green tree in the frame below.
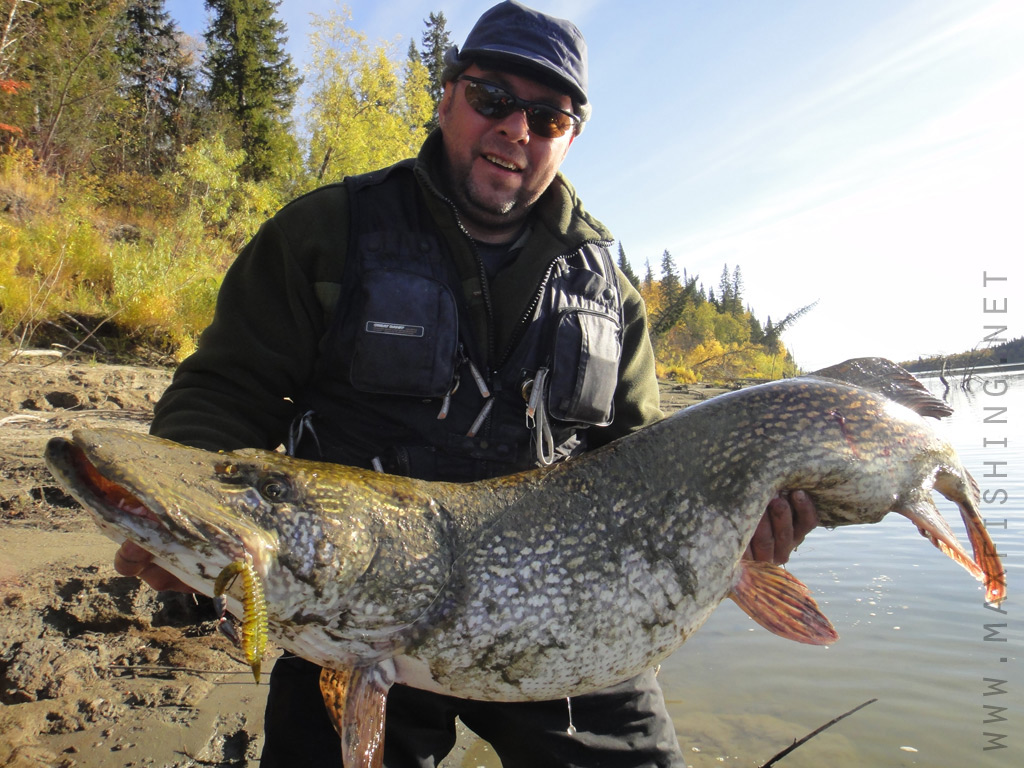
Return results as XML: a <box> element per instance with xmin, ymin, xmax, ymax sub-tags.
<box><xmin>649</xmin><ymin>250</ymin><xmax>695</xmax><ymax>337</ymax></box>
<box><xmin>642</xmin><ymin>259</ymin><xmax>655</xmax><ymax>291</ymax></box>
<box><xmin>660</xmin><ymin>249</ymin><xmax>680</xmax><ymax>302</ymax></box>
<box><xmin>747</xmin><ymin>313</ymin><xmax>765</xmax><ymax>345</ymax></box>
<box><xmin>113</xmin><ymin>0</ymin><xmax>198</xmax><ymax>174</ymax></box>
<box><xmin>729</xmin><ymin>265</ymin><xmax>744</xmax><ymax>315</ymax></box>
<box><xmin>304</xmin><ymin>6</ymin><xmax>432</xmax><ymax>183</ymax></box>
<box><xmin>203</xmin><ymin>0</ymin><xmax>301</xmax><ymax>181</ymax></box>
<box><xmin>717</xmin><ymin>264</ymin><xmax>732</xmax><ymax>314</ymax></box>
<box><xmin>7</xmin><ymin>0</ymin><xmax>126</xmax><ymax>174</ymax></box>
<box><xmin>419</xmin><ymin>10</ymin><xmax>451</xmax><ymax>132</ymax></box>
<box><xmin>616</xmin><ymin>242</ymin><xmax>640</xmax><ymax>289</ymax></box>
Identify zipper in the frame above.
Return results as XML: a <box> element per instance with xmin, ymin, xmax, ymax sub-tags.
<box><xmin>494</xmin><ymin>238</ymin><xmax>612</xmax><ymax>372</ymax></box>
<box><xmin>431</xmin><ymin>190</ymin><xmax>499</xmax><ymax>366</ymax></box>
<box><xmin>423</xmin><ymin>167</ymin><xmax>613</xmax><ymax>438</ymax></box>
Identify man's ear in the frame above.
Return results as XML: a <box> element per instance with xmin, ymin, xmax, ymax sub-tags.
<box><xmin>437</xmin><ymin>83</ymin><xmax>456</xmax><ymax>129</ymax></box>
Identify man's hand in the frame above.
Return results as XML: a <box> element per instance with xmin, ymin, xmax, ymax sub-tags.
<box><xmin>114</xmin><ymin>540</ymin><xmax>195</xmax><ymax>593</ymax></box>
<box><xmin>744</xmin><ymin>490</ymin><xmax>818</xmax><ymax>564</ymax></box>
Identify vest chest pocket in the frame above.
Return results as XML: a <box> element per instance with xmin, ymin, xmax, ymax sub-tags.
<box><xmin>349</xmin><ymin>269</ymin><xmax>459</xmax><ymax>398</ymax></box>
<box><xmin>547</xmin><ymin>308</ymin><xmax>621</xmax><ymax>426</ymax></box>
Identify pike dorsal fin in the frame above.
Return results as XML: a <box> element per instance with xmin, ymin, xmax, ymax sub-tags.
<box><xmin>320</xmin><ymin>663</ymin><xmax>395</xmax><ymax>768</ymax></box>
<box><xmin>808</xmin><ymin>357</ymin><xmax>952</xmax><ymax>419</ymax></box>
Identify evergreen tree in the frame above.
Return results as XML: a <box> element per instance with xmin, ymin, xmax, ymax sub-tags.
<box><xmin>114</xmin><ymin>0</ymin><xmax>197</xmax><ymax>174</ymax></box>
<box><xmin>419</xmin><ymin>11</ymin><xmax>451</xmax><ymax>132</ymax></box>
<box><xmin>748</xmin><ymin>313</ymin><xmax>765</xmax><ymax>345</ymax></box>
<box><xmin>717</xmin><ymin>264</ymin><xmax>733</xmax><ymax>313</ymax></box>
<box><xmin>650</xmin><ymin>250</ymin><xmax>695</xmax><ymax>337</ymax></box>
<box><xmin>730</xmin><ymin>265</ymin><xmax>744</xmax><ymax>315</ymax></box>
<box><xmin>616</xmin><ymin>243</ymin><xmax>641</xmax><ymax>289</ymax></box>
<box><xmin>660</xmin><ymin>249</ymin><xmax>680</xmax><ymax>302</ymax></box>
<box><xmin>204</xmin><ymin>0</ymin><xmax>301</xmax><ymax>181</ymax></box>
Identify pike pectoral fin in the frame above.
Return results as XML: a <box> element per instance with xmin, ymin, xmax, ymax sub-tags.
<box><xmin>728</xmin><ymin>560</ymin><xmax>838</xmax><ymax>645</ymax></box>
<box><xmin>319</xmin><ymin>663</ymin><xmax>394</xmax><ymax>768</ymax></box>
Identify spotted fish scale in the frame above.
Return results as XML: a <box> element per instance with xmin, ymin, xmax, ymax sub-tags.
<box><xmin>44</xmin><ymin>358</ymin><xmax>1005</xmax><ymax>768</ymax></box>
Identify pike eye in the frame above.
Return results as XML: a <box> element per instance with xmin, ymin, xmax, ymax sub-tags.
<box><xmin>258</xmin><ymin>475</ymin><xmax>293</xmax><ymax>503</ymax></box>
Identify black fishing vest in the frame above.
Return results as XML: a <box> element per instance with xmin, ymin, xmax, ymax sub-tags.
<box><xmin>291</xmin><ymin>162</ymin><xmax>623</xmax><ymax>482</ymax></box>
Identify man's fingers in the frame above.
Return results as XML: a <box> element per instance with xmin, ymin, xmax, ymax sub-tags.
<box><xmin>138</xmin><ymin>562</ymin><xmax>195</xmax><ymax>593</ymax></box>
<box><xmin>114</xmin><ymin>540</ymin><xmax>153</xmax><ymax>576</ymax></box>
<box><xmin>744</xmin><ymin>492</ymin><xmax>821</xmax><ymax>565</ymax></box>
<box><xmin>790</xmin><ymin>489</ymin><xmax>818</xmax><ymax>544</ymax></box>
<box><xmin>114</xmin><ymin>541</ymin><xmax>195</xmax><ymax>593</ymax></box>
<box><xmin>745</xmin><ymin>511</ymin><xmax>776</xmax><ymax>562</ymax></box>
<box><xmin>767</xmin><ymin>494</ymin><xmax>796</xmax><ymax>564</ymax></box>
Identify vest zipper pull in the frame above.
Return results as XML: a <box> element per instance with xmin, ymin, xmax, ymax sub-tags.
<box><xmin>437</xmin><ymin>372</ymin><xmax>461</xmax><ymax>420</ymax></box>
<box><xmin>468</xmin><ymin>358</ymin><xmax>490</xmax><ymax>398</ymax></box>
<box><xmin>467</xmin><ymin>398</ymin><xmax>494</xmax><ymax>437</ymax></box>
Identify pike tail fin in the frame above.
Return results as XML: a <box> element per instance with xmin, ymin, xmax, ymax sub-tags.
<box><xmin>319</xmin><ymin>663</ymin><xmax>394</xmax><ymax>768</ymax></box>
<box><xmin>912</xmin><ymin>471</ymin><xmax>1007</xmax><ymax>605</ymax></box>
<box><xmin>728</xmin><ymin>560</ymin><xmax>838</xmax><ymax>645</ymax></box>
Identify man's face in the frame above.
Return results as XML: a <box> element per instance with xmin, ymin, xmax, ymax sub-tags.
<box><xmin>437</xmin><ymin>64</ymin><xmax>577</xmax><ymax>243</ymax></box>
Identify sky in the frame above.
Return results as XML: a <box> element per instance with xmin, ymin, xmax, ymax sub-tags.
<box><xmin>165</xmin><ymin>0</ymin><xmax>1023</xmax><ymax>371</ymax></box>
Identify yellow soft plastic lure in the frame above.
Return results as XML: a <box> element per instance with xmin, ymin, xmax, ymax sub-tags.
<box><xmin>214</xmin><ymin>554</ymin><xmax>268</xmax><ymax>683</ymax></box>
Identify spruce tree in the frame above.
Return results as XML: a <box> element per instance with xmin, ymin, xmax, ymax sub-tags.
<box><xmin>729</xmin><ymin>265</ymin><xmax>744</xmax><ymax>315</ymax></box>
<box><xmin>717</xmin><ymin>264</ymin><xmax>733</xmax><ymax>313</ymax></box>
<box><xmin>616</xmin><ymin>243</ymin><xmax>641</xmax><ymax>289</ymax></box>
<box><xmin>115</xmin><ymin>0</ymin><xmax>196</xmax><ymax>174</ymax></box>
<box><xmin>204</xmin><ymin>0</ymin><xmax>301</xmax><ymax>181</ymax></box>
<box><xmin>420</xmin><ymin>11</ymin><xmax>452</xmax><ymax>132</ymax></box>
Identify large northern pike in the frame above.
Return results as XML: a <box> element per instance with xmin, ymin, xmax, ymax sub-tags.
<box><xmin>44</xmin><ymin>358</ymin><xmax>1005</xmax><ymax>767</ymax></box>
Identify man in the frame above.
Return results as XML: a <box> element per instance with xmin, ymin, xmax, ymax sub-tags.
<box><xmin>114</xmin><ymin>2</ymin><xmax>817</xmax><ymax>765</ymax></box>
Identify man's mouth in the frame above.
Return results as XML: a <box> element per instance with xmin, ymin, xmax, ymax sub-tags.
<box><xmin>484</xmin><ymin>154</ymin><xmax>522</xmax><ymax>172</ymax></box>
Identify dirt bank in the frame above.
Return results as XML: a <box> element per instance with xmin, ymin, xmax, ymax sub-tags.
<box><xmin>0</xmin><ymin>357</ymin><xmax>273</xmax><ymax>768</ymax></box>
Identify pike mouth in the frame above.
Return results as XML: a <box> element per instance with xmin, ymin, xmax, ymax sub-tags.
<box><xmin>44</xmin><ymin>436</ymin><xmax>257</xmax><ymax>569</ymax></box>
<box><xmin>46</xmin><ymin>438</ymin><xmax>162</xmax><ymax>530</ymax></box>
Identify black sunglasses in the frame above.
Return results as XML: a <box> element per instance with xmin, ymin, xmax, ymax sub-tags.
<box><xmin>457</xmin><ymin>76</ymin><xmax>580</xmax><ymax>139</ymax></box>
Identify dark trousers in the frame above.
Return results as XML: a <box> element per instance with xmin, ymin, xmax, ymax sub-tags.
<box><xmin>261</xmin><ymin>656</ymin><xmax>686</xmax><ymax>768</ymax></box>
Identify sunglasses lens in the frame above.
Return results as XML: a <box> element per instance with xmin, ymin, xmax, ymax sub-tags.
<box><xmin>525</xmin><ymin>107</ymin><xmax>574</xmax><ymax>139</ymax></box>
<box><xmin>462</xmin><ymin>80</ymin><xmax>576</xmax><ymax>138</ymax></box>
<box><xmin>463</xmin><ymin>81</ymin><xmax>515</xmax><ymax>119</ymax></box>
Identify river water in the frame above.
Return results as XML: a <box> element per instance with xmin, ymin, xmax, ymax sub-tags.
<box><xmin>662</xmin><ymin>371</ymin><xmax>1023</xmax><ymax>767</ymax></box>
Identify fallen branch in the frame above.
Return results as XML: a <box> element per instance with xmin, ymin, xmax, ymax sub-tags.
<box><xmin>106</xmin><ymin>663</ymin><xmax>253</xmax><ymax>678</ymax></box>
<box><xmin>759</xmin><ymin>698</ymin><xmax>878</xmax><ymax>767</ymax></box>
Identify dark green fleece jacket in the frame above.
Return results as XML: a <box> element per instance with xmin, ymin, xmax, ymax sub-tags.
<box><xmin>151</xmin><ymin>131</ymin><xmax>662</xmax><ymax>455</ymax></box>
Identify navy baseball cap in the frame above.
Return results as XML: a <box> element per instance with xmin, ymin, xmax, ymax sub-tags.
<box><xmin>443</xmin><ymin>1</ymin><xmax>590</xmax><ymax>119</ymax></box>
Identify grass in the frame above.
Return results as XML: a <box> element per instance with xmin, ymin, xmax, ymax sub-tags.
<box><xmin>0</xmin><ymin>151</ymin><xmax>251</xmax><ymax>362</ymax></box>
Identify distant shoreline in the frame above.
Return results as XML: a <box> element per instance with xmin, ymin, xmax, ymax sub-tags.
<box><xmin>909</xmin><ymin>361</ymin><xmax>1024</xmax><ymax>379</ymax></box>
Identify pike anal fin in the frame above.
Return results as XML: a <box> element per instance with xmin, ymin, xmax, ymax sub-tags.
<box><xmin>319</xmin><ymin>663</ymin><xmax>394</xmax><ymax>768</ymax></box>
<box><xmin>728</xmin><ymin>560</ymin><xmax>838</xmax><ymax>645</ymax></box>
